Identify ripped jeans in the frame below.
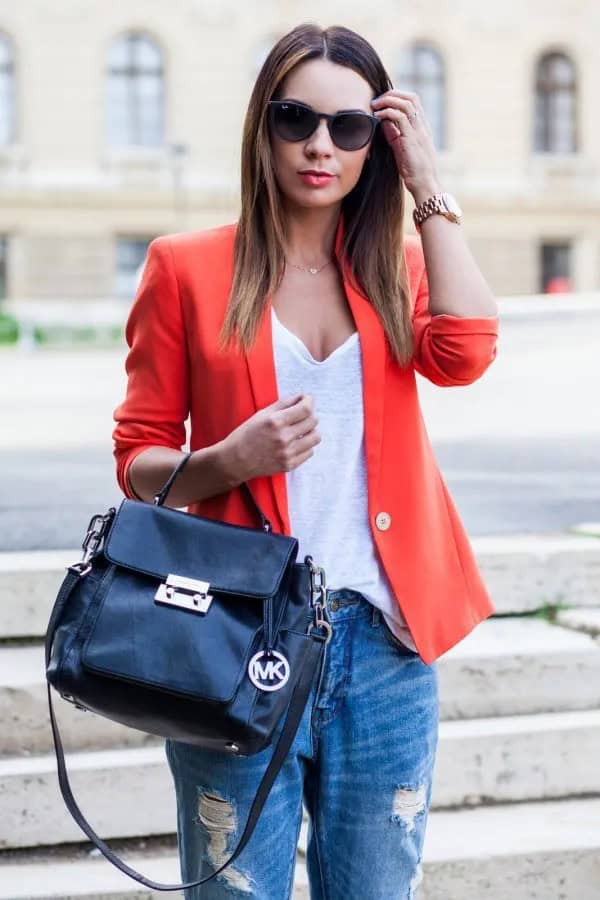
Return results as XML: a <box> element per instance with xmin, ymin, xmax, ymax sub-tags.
<box><xmin>165</xmin><ymin>587</ymin><xmax>440</xmax><ymax>899</ymax></box>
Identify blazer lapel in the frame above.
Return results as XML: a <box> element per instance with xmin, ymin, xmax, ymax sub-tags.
<box><xmin>342</xmin><ymin>256</ymin><xmax>387</xmax><ymax>527</ymax></box>
<box><xmin>244</xmin><ymin>213</ymin><xmax>387</xmax><ymax>536</ymax></box>
<box><xmin>243</xmin><ymin>293</ymin><xmax>288</xmax><ymax>534</ymax></box>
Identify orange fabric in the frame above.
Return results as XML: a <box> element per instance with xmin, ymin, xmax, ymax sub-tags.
<box><xmin>112</xmin><ymin>215</ymin><xmax>500</xmax><ymax>664</ymax></box>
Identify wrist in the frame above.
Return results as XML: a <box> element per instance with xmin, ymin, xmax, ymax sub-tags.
<box><xmin>213</xmin><ymin>438</ymin><xmax>245</xmax><ymax>490</ymax></box>
<box><xmin>409</xmin><ymin>180</ymin><xmax>443</xmax><ymax>206</ymax></box>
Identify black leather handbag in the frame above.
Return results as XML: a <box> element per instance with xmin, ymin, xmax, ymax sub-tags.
<box><xmin>45</xmin><ymin>451</ymin><xmax>331</xmax><ymax>892</ymax></box>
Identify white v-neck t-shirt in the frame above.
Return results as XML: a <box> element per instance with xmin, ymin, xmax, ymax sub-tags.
<box><xmin>270</xmin><ymin>305</ymin><xmax>418</xmax><ymax>653</ymax></box>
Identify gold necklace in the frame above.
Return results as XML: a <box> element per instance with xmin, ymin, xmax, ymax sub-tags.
<box><xmin>286</xmin><ymin>259</ymin><xmax>332</xmax><ymax>276</ymax></box>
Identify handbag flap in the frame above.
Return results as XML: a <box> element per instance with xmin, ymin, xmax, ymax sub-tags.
<box><xmin>103</xmin><ymin>499</ymin><xmax>298</xmax><ymax>600</ymax></box>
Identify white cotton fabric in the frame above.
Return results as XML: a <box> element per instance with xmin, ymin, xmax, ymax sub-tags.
<box><xmin>270</xmin><ymin>305</ymin><xmax>418</xmax><ymax>653</ymax></box>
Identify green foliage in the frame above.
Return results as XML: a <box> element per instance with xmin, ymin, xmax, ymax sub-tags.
<box><xmin>0</xmin><ymin>320</ymin><xmax>125</xmax><ymax>347</ymax></box>
<box><xmin>0</xmin><ymin>311</ymin><xmax>19</xmax><ymax>344</ymax></box>
<box><xmin>530</xmin><ymin>603</ymin><xmax>573</xmax><ymax>623</ymax></box>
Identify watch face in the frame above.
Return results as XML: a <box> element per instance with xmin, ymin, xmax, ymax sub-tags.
<box><xmin>441</xmin><ymin>192</ymin><xmax>462</xmax><ymax>217</ymax></box>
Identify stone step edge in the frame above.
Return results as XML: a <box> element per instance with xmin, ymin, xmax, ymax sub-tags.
<box><xmin>0</xmin><ymin>796</ymin><xmax>599</xmax><ymax>899</ymax></box>
<box><xmin>2</xmin><ymin>617</ymin><xmax>600</xmax><ymax>759</ymax></box>
<box><xmin>3</xmin><ymin>706</ymin><xmax>600</xmax><ymax>777</ymax></box>
<box><xmin>2</xmin><ymin>537</ymin><xmax>599</xmax><ymax>640</ymax></box>
<box><xmin>3</xmin><ymin>614</ymin><xmax>599</xmax><ymax>686</ymax></box>
<box><xmin>2</xmin><ymin>531</ymin><xmax>599</xmax><ymax>572</ymax></box>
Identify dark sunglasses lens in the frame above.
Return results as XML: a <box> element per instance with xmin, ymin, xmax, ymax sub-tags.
<box><xmin>271</xmin><ymin>103</ymin><xmax>315</xmax><ymax>141</ymax></box>
<box><xmin>331</xmin><ymin>113</ymin><xmax>374</xmax><ymax>150</ymax></box>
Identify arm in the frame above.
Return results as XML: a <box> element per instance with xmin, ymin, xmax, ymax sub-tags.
<box><xmin>112</xmin><ymin>237</ymin><xmax>240</xmax><ymax>508</ymax></box>
<box><xmin>410</xmin><ymin>183</ymin><xmax>500</xmax><ymax>387</ymax></box>
<box><xmin>126</xmin><ymin>444</ymin><xmax>241</xmax><ymax>509</ymax></box>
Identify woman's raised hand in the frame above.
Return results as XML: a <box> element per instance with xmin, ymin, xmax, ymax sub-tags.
<box><xmin>220</xmin><ymin>394</ymin><xmax>321</xmax><ymax>485</ymax></box>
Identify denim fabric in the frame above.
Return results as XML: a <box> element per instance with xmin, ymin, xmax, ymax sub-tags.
<box><xmin>165</xmin><ymin>587</ymin><xmax>439</xmax><ymax>899</ymax></box>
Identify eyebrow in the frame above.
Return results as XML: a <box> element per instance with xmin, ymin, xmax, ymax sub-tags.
<box><xmin>281</xmin><ymin>98</ymin><xmax>369</xmax><ymax>115</ymax></box>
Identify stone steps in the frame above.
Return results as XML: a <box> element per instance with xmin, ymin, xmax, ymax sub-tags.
<box><xmin>469</xmin><ymin>533</ymin><xmax>600</xmax><ymax>611</ymax></box>
<box><xmin>434</xmin><ymin>708</ymin><xmax>600</xmax><ymax>807</ymax></box>
<box><xmin>0</xmin><ymin>645</ymin><xmax>162</xmax><ymax>755</ymax></box>
<box><xmin>2</xmin><ymin>533</ymin><xmax>599</xmax><ymax>640</ymax></box>
<box><xmin>2</xmin><ymin>616</ymin><xmax>599</xmax><ymax>757</ymax></box>
<box><xmin>437</xmin><ymin>615</ymin><xmax>600</xmax><ymax>719</ymax></box>
<box><xmin>419</xmin><ymin>795</ymin><xmax>600</xmax><ymax>900</ymax></box>
<box><xmin>556</xmin><ymin>606</ymin><xmax>600</xmax><ymax>638</ymax></box>
<box><xmin>2</xmin><ymin>707</ymin><xmax>600</xmax><ymax>849</ymax></box>
<box><xmin>1</xmin><ymin>796</ymin><xmax>599</xmax><ymax>899</ymax></box>
<box><xmin>2</xmin><ymin>542</ymin><xmax>600</xmax><ymax>897</ymax></box>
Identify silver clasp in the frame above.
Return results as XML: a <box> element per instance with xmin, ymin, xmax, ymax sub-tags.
<box><xmin>155</xmin><ymin>573</ymin><xmax>213</xmax><ymax>614</ymax></box>
<box><xmin>82</xmin><ymin>514</ymin><xmax>108</xmax><ymax>563</ymax></box>
<box><xmin>305</xmin><ymin>555</ymin><xmax>332</xmax><ymax>644</ymax></box>
<box><xmin>70</xmin><ymin>508</ymin><xmax>116</xmax><ymax>576</ymax></box>
<box><xmin>306</xmin><ymin>555</ymin><xmax>327</xmax><ymax>607</ymax></box>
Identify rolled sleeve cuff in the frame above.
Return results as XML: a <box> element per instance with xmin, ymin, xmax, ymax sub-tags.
<box><xmin>115</xmin><ymin>444</ymin><xmax>155</xmax><ymax>500</ymax></box>
<box><xmin>429</xmin><ymin>313</ymin><xmax>500</xmax><ymax>335</ymax></box>
<box><xmin>418</xmin><ymin>314</ymin><xmax>500</xmax><ymax>385</ymax></box>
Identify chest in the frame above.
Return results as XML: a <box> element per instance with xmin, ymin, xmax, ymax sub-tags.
<box><xmin>270</xmin><ymin>268</ymin><xmax>357</xmax><ymax>364</ymax></box>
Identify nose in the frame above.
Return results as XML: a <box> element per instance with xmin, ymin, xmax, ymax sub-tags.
<box><xmin>306</xmin><ymin>116</ymin><xmax>334</xmax><ymax>153</ymax></box>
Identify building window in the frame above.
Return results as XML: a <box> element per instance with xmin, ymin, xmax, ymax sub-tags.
<box><xmin>116</xmin><ymin>237</ymin><xmax>153</xmax><ymax>299</ymax></box>
<box><xmin>395</xmin><ymin>42</ymin><xmax>446</xmax><ymax>150</ymax></box>
<box><xmin>541</xmin><ymin>241</ymin><xmax>572</xmax><ymax>293</ymax></box>
<box><xmin>0</xmin><ymin>237</ymin><xmax>7</xmax><ymax>300</ymax></box>
<box><xmin>106</xmin><ymin>32</ymin><xmax>165</xmax><ymax>147</ymax></box>
<box><xmin>534</xmin><ymin>52</ymin><xmax>577</xmax><ymax>153</ymax></box>
<box><xmin>0</xmin><ymin>32</ymin><xmax>15</xmax><ymax>146</ymax></box>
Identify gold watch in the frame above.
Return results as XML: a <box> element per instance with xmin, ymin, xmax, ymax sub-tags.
<box><xmin>413</xmin><ymin>191</ymin><xmax>462</xmax><ymax>233</ymax></box>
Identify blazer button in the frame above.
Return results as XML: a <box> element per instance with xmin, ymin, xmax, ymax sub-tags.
<box><xmin>375</xmin><ymin>511</ymin><xmax>392</xmax><ymax>531</ymax></box>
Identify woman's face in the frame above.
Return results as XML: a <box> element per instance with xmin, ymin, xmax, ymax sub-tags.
<box><xmin>268</xmin><ymin>57</ymin><xmax>376</xmax><ymax>212</ymax></box>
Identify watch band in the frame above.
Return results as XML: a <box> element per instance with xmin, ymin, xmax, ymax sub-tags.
<box><xmin>412</xmin><ymin>193</ymin><xmax>461</xmax><ymax>233</ymax></box>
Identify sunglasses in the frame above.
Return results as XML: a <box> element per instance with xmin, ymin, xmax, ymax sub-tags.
<box><xmin>267</xmin><ymin>100</ymin><xmax>380</xmax><ymax>151</ymax></box>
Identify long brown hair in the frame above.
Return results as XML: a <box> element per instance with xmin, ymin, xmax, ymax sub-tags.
<box><xmin>219</xmin><ymin>22</ymin><xmax>415</xmax><ymax>368</ymax></box>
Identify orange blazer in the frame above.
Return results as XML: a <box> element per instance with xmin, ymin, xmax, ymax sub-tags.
<box><xmin>112</xmin><ymin>214</ymin><xmax>500</xmax><ymax>665</ymax></box>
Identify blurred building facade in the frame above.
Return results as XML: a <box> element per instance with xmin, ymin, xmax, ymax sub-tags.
<box><xmin>0</xmin><ymin>0</ymin><xmax>599</xmax><ymax>304</ymax></box>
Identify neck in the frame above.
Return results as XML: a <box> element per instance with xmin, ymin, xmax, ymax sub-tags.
<box><xmin>281</xmin><ymin>203</ymin><xmax>341</xmax><ymax>265</ymax></box>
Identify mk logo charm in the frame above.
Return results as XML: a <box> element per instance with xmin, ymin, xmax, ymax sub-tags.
<box><xmin>248</xmin><ymin>649</ymin><xmax>290</xmax><ymax>692</ymax></box>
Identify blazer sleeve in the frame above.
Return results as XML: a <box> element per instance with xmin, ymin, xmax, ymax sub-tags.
<box><xmin>112</xmin><ymin>237</ymin><xmax>190</xmax><ymax>499</ymax></box>
<box><xmin>411</xmin><ymin>248</ymin><xmax>500</xmax><ymax>387</ymax></box>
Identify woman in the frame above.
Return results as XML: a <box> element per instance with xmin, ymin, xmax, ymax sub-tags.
<box><xmin>112</xmin><ymin>22</ymin><xmax>499</xmax><ymax>900</ymax></box>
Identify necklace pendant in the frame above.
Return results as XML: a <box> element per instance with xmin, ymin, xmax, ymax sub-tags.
<box><xmin>309</xmin><ymin>267</ymin><xmax>318</xmax><ymax>275</ymax></box>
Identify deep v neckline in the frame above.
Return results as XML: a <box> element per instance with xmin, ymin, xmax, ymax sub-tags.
<box><xmin>271</xmin><ymin>306</ymin><xmax>358</xmax><ymax>366</ymax></box>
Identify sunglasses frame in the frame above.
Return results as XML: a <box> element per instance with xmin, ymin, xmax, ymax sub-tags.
<box><xmin>267</xmin><ymin>99</ymin><xmax>381</xmax><ymax>151</ymax></box>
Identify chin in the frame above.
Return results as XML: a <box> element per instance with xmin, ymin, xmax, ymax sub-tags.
<box><xmin>283</xmin><ymin>191</ymin><xmax>336</xmax><ymax>210</ymax></box>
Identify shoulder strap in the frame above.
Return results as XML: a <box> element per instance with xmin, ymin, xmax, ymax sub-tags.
<box><xmin>45</xmin><ymin>568</ymin><xmax>325</xmax><ymax>891</ymax></box>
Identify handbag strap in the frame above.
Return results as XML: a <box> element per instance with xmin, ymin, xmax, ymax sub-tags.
<box><xmin>153</xmin><ymin>451</ymin><xmax>273</xmax><ymax>533</ymax></box>
<box><xmin>45</xmin><ymin>567</ymin><xmax>327</xmax><ymax>892</ymax></box>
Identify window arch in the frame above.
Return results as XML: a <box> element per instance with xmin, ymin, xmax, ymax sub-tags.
<box><xmin>0</xmin><ymin>32</ymin><xmax>16</xmax><ymax>146</ymax></box>
<box><xmin>106</xmin><ymin>31</ymin><xmax>165</xmax><ymax>147</ymax></box>
<box><xmin>534</xmin><ymin>51</ymin><xmax>577</xmax><ymax>152</ymax></box>
<box><xmin>395</xmin><ymin>42</ymin><xmax>446</xmax><ymax>149</ymax></box>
